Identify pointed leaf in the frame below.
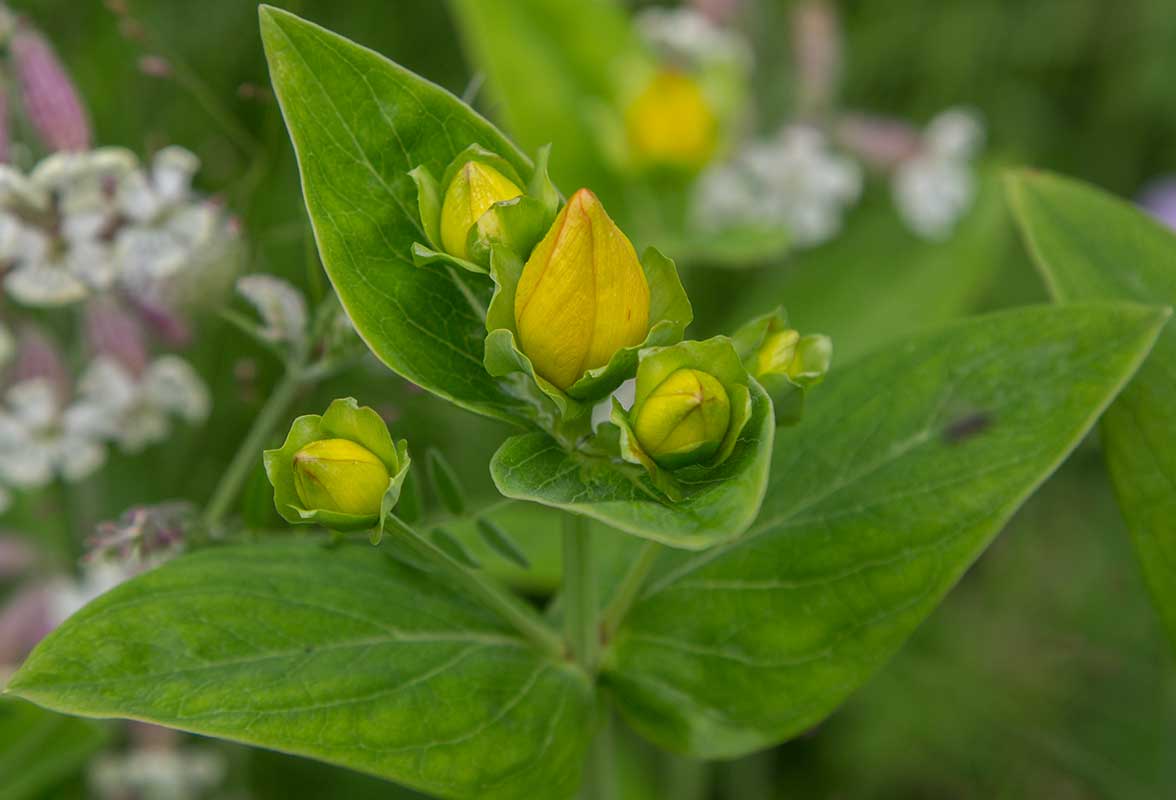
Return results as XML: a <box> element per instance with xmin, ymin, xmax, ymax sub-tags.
<box><xmin>1007</xmin><ymin>170</ymin><xmax>1176</xmax><ymax>646</ymax></box>
<box><xmin>427</xmin><ymin>448</ymin><xmax>467</xmax><ymax>516</ymax></box>
<box><xmin>476</xmin><ymin>518</ymin><xmax>531</xmax><ymax>569</ymax></box>
<box><xmin>601</xmin><ymin>303</ymin><xmax>1167</xmax><ymax>758</ymax></box>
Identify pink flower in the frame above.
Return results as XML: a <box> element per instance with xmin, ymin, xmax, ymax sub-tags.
<box><xmin>10</xmin><ymin>22</ymin><xmax>92</xmax><ymax>152</ymax></box>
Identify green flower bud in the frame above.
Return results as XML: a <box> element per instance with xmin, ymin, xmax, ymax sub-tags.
<box><xmin>515</xmin><ymin>188</ymin><xmax>650</xmax><ymax>390</ymax></box>
<box><xmin>439</xmin><ymin>160</ymin><xmax>523</xmax><ymax>260</ymax></box>
<box><xmin>263</xmin><ymin>397</ymin><xmax>411</xmax><ymax>536</ymax></box>
<box><xmin>632</xmin><ymin>367</ymin><xmax>731</xmax><ymax>469</ymax></box>
<box><xmin>732</xmin><ymin>308</ymin><xmax>831</xmax><ymax>426</ymax></box>
<box><xmin>625</xmin><ymin>69</ymin><xmax>718</xmax><ymax>171</ymax></box>
<box><xmin>293</xmin><ymin>438</ymin><xmax>391</xmax><ymax>517</ymax></box>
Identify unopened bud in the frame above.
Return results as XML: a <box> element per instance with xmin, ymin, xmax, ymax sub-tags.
<box><xmin>293</xmin><ymin>438</ymin><xmax>390</xmax><ymax>517</ymax></box>
<box><xmin>515</xmin><ymin>188</ymin><xmax>650</xmax><ymax>390</ymax></box>
<box><xmin>626</xmin><ymin>69</ymin><xmax>717</xmax><ymax>171</ymax></box>
<box><xmin>633</xmin><ymin>367</ymin><xmax>731</xmax><ymax>469</ymax></box>
<box><xmin>439</xmin><ymin>160</ymin><xmax>522</xmax><ymax>260</ymax></box>
<box><xmin>11</xmin><ymin>24</ymin><xmax>92</xmax><ymax>152</ymax></box>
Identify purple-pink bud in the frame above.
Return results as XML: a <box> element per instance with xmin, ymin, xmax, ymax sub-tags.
<box><xmin>835</xmin><ymin>113</ymin><xmax>921</xmax><ymax>172</ymax></box>
<box><xmin>137</xmin><ymin>55</ymin><xmax>173</xmax><ymax>78</ymax></box>
<box><xmin>85</xmin><ymin>298</ymin><xmax>149</xmax><ymax>375</ymax></box>
<box><xmin>11</xmin><ymin>23</ymin><xmax>92</xmax><ymax>153</ymax></box>
<box><xmin>12</xmin><ymin>324</ymin><xmax>70</xmax><ymax>403</ymax></box>
<box><xmin>791</xmin><ymin>1</ymin><xmax>842</xmax><ymax>118</ymax></box>
<box><xmin>0</xmin><ymin>79</ymin><xmax>10</xmax><ymax>164</ymax></box>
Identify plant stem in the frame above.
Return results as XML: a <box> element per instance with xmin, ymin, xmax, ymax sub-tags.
<box><xmin>601</xmin><ymin>540</ymin><xmax>661</xmax><ymax>641</ymax></box>
<box><xmin>202</xmin><ymin>371</ymin><xmax>303</xmax><ymax>530</ymax></box>
<box><xmin>580</xmin><ymin>705</ymin><xmax>619</xmax><ymax>800</ymax></box>
<box><xmin>386</xmin><ymin>516</ymin><xmax>565</xmax><ymax>659</ymax></box>
<box><xmin>563</xmin><ymin>511</ymin><xmax>599</xmax><ymax>671</ymax></box>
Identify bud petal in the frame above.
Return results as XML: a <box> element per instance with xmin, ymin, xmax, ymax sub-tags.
<box><xmin>11</xmin><ymin>24</ymin><xmax>91</xmax><ymax>153</ymax></box>
<box><xmin>515</xmin><ymin>189</ymin><xmax>650</xmax><ymax>390</ymax></box>
<box><xmin>439</xmin><ymin>160</ymin><xmax>523</xmax><ymax>260</ymax></box>
<box><xmin>626</xmin><ymin>69</ymin><xmax>717</xmax><ymax>171</ymax></box>
<box><xmin>632</xmin><ymin>367</ymin><xmax>730</xmax><ymax>468</ymax></box>
<box><xmin>293</xmin><ymin>438</ymin><xmax>390</xmax><ymax>517</ymax></box>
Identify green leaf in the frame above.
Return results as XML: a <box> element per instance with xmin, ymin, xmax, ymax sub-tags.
<box><xmin>1007</xmin><ymin>169</ymin><xmax>1176</xmax><ymax>646</ymax></box>
<box><xmin>600</xmin><ymin>303</ymin><xmax>1167</xmax><ymax>758</ymax></box>
<box><xmin>0</xmin><ymin>699</ymin><xmax>109</xmax><ymax>800</ymax></box>
<box><xmin>426</xmin><ymin>449</ymin><xmax>467</xmax><ymax>516</ymax></box>
<box><xmin>476</xmin><ymin>517</ymin><xmax>531</xmax><ymax>569</ymax></box>
<box><xmin>8</xmin><ymin>542</ymin><xmax>594</xmax><ymax>800</ymax></box>
<box><xmin>431</xmin><ymin>527</ymin><xmax>482</xmax><ymax>569</ymax></box>
<box><xmin>490</xmin><ymin>381</ymin><xmax>775</xmax><ymax>549</ymax></box>
<box><xmin>260</xmin><ymin>7</ymin><xmax>534</xmax><ymax>425</ymax></box>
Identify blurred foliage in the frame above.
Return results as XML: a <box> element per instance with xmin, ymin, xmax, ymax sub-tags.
<box><xmin>2</xmin><ymin>0</ymin><xmax>1173</xmax><ymax>797</ymax></box>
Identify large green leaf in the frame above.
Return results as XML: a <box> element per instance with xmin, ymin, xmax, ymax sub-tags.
<box><xmin>490</xmin><ymin>382</ymin><xmax>775</xmax><ymax>549</ymax></box>
<box><xmin>7</xmin><ymin>543</ymin><xmax>594</xmax><ymax>800</ymax></box>
<box><xmin>260</xmin><ymin>6</ymin><xmax>533</xmax><ymax>424</ymax></box>
<box><xmin>600</xmin><ymin>303</ymin><xmax>1167</xmax><ymax>758</ymax></box>
<box><xmin>0</xmin><ymin>698</ymin><xmax>109</xmax><ymax>800</ymax></box>
<box><xmin>1007</xmin><ymin>170</ymin><xmax>1176</xmax><ymax>646</ymax></box>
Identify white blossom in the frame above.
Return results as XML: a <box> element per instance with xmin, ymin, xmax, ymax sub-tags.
<box><xmin>47</xmin><ymin>560</ymin><xmax>136</xmax><ymax>626</ymax></box>
<box><xmin>892</xmin><ymin>107</ymin><xmax>985</xmax><ymax>240</ymax></box>
<box><xmin>76</xmin><ymin>355</ymin><xmax>210</xmax><ymax>453</ymax></box>
<box><xmin>236</xmin><ymin>273</ymin><xmax>308</xmax><ymax>345</ymax></box>
<box><xmin>0</xmin><ymin>378</ymin><xmax>108</xmax><ymax>488</ymax></box>
<box><xmin>693</xmin><ymin>125</ymin><xmax>862</xmax><ymax>247</ymax></box>
<box><xmin>636</xmin><ymin>7</ymin><xmax>751</xmax><ymax>70</ymax></box>
<box><xmin>90</xmin><ymin>747</ymin><xmax>226</xmax><ymax>800</ymax></box>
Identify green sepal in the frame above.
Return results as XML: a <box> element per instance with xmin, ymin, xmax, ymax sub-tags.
<box><xmin>263</xmin><ymin>397</ymin><xmax>411</xmax><ymax>539</ymax></box>
<box><xmin>732</xmin><ymin>307</ymin><xmax>832</xmax><ymax>425</ymax></box>
<box><xmin>483</xmin><ymin>245</ymin><xmax>692</xmax><ymax>438</ymax></box>
<box><xmin>608</xmin><ymin>337</ymin><xmax>754</xmax><ymax>492</ymax></box>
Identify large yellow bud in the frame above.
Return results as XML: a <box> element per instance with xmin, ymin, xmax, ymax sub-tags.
<box><xmin>440</xmin><ymin>160</ymin><xmax>524</xmax><ymax>260</ymax></box>
<box><xmin>632</xmin><ymin>367</ymin><xmax>731</xmax><ymax>469</ymax></box>
<box><xmin>514</xmin><ymin>188</ymin><xmax>650</xmax><ymax>390</ymax></box>
<box><xmin>625</xmin><ymin>69</ymin><xmax>718</xmax><ymax>171</ymax></box>
<box><xmin>292</xmin><ymin>438</ymin><xmax>391</xmax><ymax>517</ymax></box>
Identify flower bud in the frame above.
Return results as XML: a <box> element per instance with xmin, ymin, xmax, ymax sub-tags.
<box><xmin>439</xmin><ymin>160</ymin><xmax>523</xmax><ymax>260</ymax></box>
<box><xmin>625</xmin><ymin>69</ymin><xmax>717</xmax><ymax>171</ymax></box>
<box><xmin>632</xmin><ymin>367</ymin><xmax>731</xmax><ymax>469</ymax></box>
<box><xmin>754</xmin><ymin>328</ymin><xmax>800</xmax><ymax>378</ymax></box>
<box><xmin>11</xmin><ymin>24</ymin><xmax>91</xmax><ymax>153</ymax></box>
<box><xmin>515</xmin><ymin>189</ymin><xmax>650</xmax><ymax>390</ymax></box>
<box><xmin>293</xmin><ymin>438</ymin><xmax>390</xmax><ymax>517</ymax></box>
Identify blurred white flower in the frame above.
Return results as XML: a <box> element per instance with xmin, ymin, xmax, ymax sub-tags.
<box><xmin>236</xmin><ymin>273</ymin><xmax>308</xmax><ymax>345</ymax></box>
<box><xmin>76</xmin><ymin>355</ymin><xmax>210</xmax><ymax>453</ymax></box>
<box><xmin>693</xmin><ymin>125</ymin><xmax>861</xmax><ymax>247</ymax></box>
<box><xmin>892</xmin><ymin>107</ymin><xmax>985</xmax><ymax>241</ymax></box>
<box><xmin>637</xmin><ymin>7</ymin><xmax>751</xmax><ymax>70</ymax></box>
<box><xmin>0</xmin><ymin>378</ymin><xmax>108</xmax><ymax>489</ymax></box>
<box><xmin>47</xmin><ymin>560</ymin><xmax>134</xmax><ymax>626</ymax></box>
<box><xmin>0</xmin><ymin>146</ymin><xmax>232</xmax><ymax>307</ymax></box>
<box><xmin>90</xmin><ymin>747</ymin><xmax>226</xmax><ymax>800</ymax></box>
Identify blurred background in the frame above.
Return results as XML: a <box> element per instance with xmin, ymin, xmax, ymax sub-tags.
<box><xmin>0</xmin><ymin>0</ymin><xmax>1174</xmax><ymax>798</ymax></box>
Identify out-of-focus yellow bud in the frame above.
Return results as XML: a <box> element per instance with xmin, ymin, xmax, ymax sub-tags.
<box><xmin>755</xmin><ymin>328</ymin><xmax>801</xmax><ymax>378</ymax></box>
<box><xmin>632</xmin><ymin>367</ymin><xmax>731</xmax><ymax>469</ymax></box>
<box><xmin>293</xmin><ymin>438</ymin><xmax>390</xmax><ymax>517</ymax></box>
<box><xmin>514</xmin><ymin>188</ymin><xmax>650</xmax><ymax>390</ymax></box>
<box><xmin>625</xmin><ymin>69</ymin><xmax>718</xmax><ymax>171</ymax></box>
<box><xmin>440</xmin><ymin>161</ymin><xmax>523</xmax><ymax>260</ymax></box>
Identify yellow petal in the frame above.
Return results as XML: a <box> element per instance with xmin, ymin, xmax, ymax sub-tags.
<box><xmin>440</xmin><ymin>161</ymin><xmax>523</xmax><ymax>260</ymax></box>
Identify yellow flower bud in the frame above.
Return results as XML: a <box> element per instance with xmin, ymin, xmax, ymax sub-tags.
<box><xmin>515</xmin><ymin>188</ymin><xmax>650</xmax><ymax>390</ymax></box>
<box><xmin>755</xmin><ymin>328</ymin><xmax>801</xmax><ymax>378</ymax></box>
<box><xmin>632</xmin><ymin>367</ymin><xmax>731</xmax><ymax>469</ymax></box>
<box><xmin>625</xmin><ymin>69</ymin><xmax>718</xmax><ymax>171</ymax></box>
<box><xmin>440</xmin><ymin>160</ymin><xmax>523</xmax><ymax>260</ymax></box>
<box><xmin>293</xmin><ymin>438</ymin><xmax>390</xmax><ymax>517</ymax></box>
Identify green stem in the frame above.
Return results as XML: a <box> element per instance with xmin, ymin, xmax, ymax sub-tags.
<box><xmin>580</xmin><ymin>706</ymin><xmax>619</xmax><ymax>800</ymax></box>
<box><xmin>563</xmin><ymin>512</ymin><xmax>599</xmax><ymax>671</ymax></box>
<box><xmin>601</xmin><ymin>540</ymin><xmax>661</xmax><ymax>641</ymax></box>
<box><xmin>202</xmin><ymin>371</ymin><xmax>303</xmax><ymax>530</ymax></box>
<box><xmin>387</xmin><ymin>516</ymin><xmax>565</xmax><ymax>659</ymax></box>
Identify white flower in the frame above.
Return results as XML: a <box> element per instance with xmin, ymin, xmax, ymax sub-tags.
<box><xmin>76</xmin><ymin>355</ymin><xmax>210</xmax><ymax>454</ymax></box>
<box><xmin>0</xmin><ymin>379</ymin><xmax>108</xmax><ymax>488</ymax></box>
<box><xmin>636</xmin><ymin>8</ymin><xmax>752</xmax><ymax>70</ymax></box>
<box><xmin>47</xmin><ymin>560</ymin><xmax>136</xmax><ymax>626</ymax></box>
<box><xmin>892</xmin><ymin>107</ymin><xmax>985</xmax><ymax>241</ymax></box>
<box><xmin>90</xmin><ymin>747</ymin><xmax>226</xmax><ymax>800</ymax></box>
<box><xmin>236</xmin><ymin>274</ymin><xmax>308</xmax><ymax>345</ymax></box>
<box><xmin>693</xmin><ymin>125</ymin><xmax>862</xmax><ymax>247</ymax></box>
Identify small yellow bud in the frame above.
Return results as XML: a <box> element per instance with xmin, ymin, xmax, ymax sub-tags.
<box><xmin>293</xmin><ymin>438</ymin><xmax>390</xmax><ymax>517</ymax></box>
<box><xmin>440</xmin><ymin>161</ymin><xmax>523</xmax><ymax>260</ymax></box>
<box><xmin>633</xmin><ymin>367</ymin><xmax>731</xmax><ymax>469</ymax></box>
<box><xmin>755</xmin><ymin>329</ymin><xmax>801</xmax><ymax>378</ymax></box>
<box><xmin>625</xmin><ymin>69</ymin><xmax>718</xmax><ymax>171</ymax></box>
<box><xmin>515</xmin><ymin>188</ymin><xmax>650</xmax><ymax>390</ymax></box>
